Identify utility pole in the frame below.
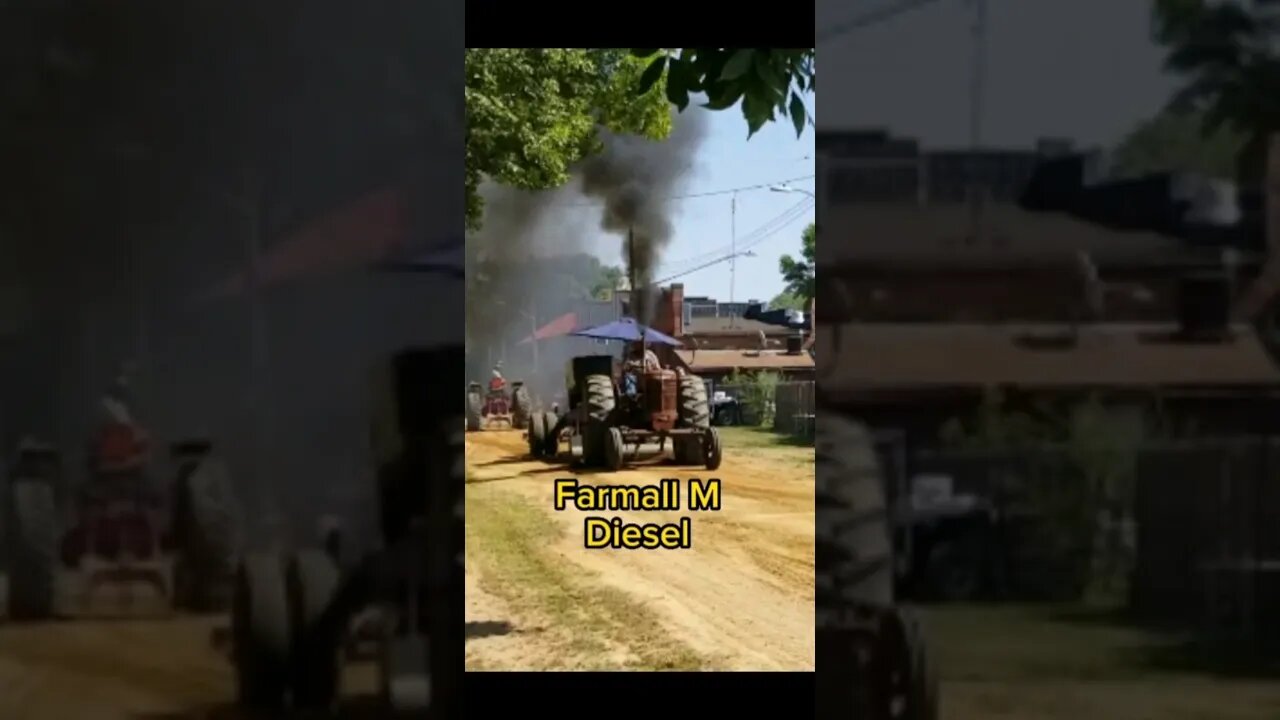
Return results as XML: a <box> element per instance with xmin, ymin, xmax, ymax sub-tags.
<box><xmin>729</xmin><ymin>192</ymin><xmax>737</xmax><ymax>328</ymax></box>
<box><xmin>528</xmin><ymin>303</ymin><xmax>539</xmax><ymax>375</ymax></box>
<box><xmin>132</xmin><ymin>218</ymin><xmax>151</xmax><ymax>427</ymax></box>
<box><xmin>236</xmin><ymin>166</ymin><xmax>275</xmax><ymax>543</ymax></box>
<box><xmin>967</xmin><ymin>0</ymin><xmax>989</xmax><ymax>246</ymax></box>
<box><xmin>968</xmin><ymin>0</ymin><xmax>986</xmax><ymax>152</ymax></box>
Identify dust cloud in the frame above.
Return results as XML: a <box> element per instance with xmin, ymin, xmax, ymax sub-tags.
<box><xmin>0</xmin><ymin>3</ymin><xmax>447</xmax><ymax>555</ymax></box>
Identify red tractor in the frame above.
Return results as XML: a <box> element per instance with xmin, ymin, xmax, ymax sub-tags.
<box><xmin>61</xmin><ymin>421</ymin><xmax>172</xmax><ymax>616</ymax></box>
<box><xmin>3</xmin><ymin>424</ymin><xmax>171</xmax><ymax>619</ymax></box>
<box><xmin>4</xmin><ymin>429</ymin><xmax>237</xmax><ymax>620</ymax></box>
<box><xmin>527</xmin><ymin>355</ymin><xmax>721</xmax><ymax>471</ymax></box>
<box><xmin>465</xmin><ymin>378</ymin><xmax>531</xmax><ymax>431</ymax></box>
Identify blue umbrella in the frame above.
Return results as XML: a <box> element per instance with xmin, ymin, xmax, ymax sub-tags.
<box><xmin>569</xmin><ymin>317</ymin><xmax>683</xmax><ymax>347</ymax></box>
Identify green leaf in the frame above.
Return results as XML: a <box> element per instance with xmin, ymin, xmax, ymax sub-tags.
<box><xmin>742</xmin><ymin>93</ymin><xmax>769</xmax><ymax>138</ymax></box>
<box><xmin>637</xmin><ymin>56</ymin><xmax>667</xmax><ymax>95</ymax></box>
<box><xmin>789</xmin><ymin>92</ymin><xmax>806</xmax><ymax>137</ymax></box>
<box><xmin>702</xmin><ymin>80</ymin><xmax>743</xmax><ymax>110</ymax></box>
<box><xmin>666</xmin><ymin>60</ymin><xmax>690</xmax><ymax>111</ymax></box>
<box><xmin>753</xmin><ymin>52</ymin><xmax>788</xmax><ymax>99</ymax></box>
<box><xmin>720</xmin><ymin>49</ymin><xmax>754</xmax><ymax>81</ymax></box>
<box><xmin>631</xmin><ymin>48</ymin><xmax>660</xmax><ymax>58</ymax></box>
<box><xmin>697</xmin><ymin>48</ymin><xmax>727</xmax><ymax>81</ymax></box>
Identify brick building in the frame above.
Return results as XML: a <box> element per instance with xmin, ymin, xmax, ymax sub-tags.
<box><xmin>816</xmin><ymin>130</ymin><xmax>1280</xmax><ymax>453</ymax></box>
<box><xmin>645</xmin><ymin>282</ymin><xmax>813</xmax><ymax>382</ymax></box>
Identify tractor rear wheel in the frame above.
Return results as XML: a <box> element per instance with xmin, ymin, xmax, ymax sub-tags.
<box><xmin>583</xmin><ymin>374</ymin><xmax>615</xmax><ymax>467</ymax></box>
<box><xmin>818</xmin><ymin>413</ymin><xmax>893</xmax><ymax>607</ymax></box>
<box><xmin>817</xmin><ymin>413</ymin><xmax>900</xmax><ymax>715</ymax></box>
<box><xmin>528</xmin><ymin>412</ymin><xmax>546</xmax><ymax>458</ymax></box>
<box><xmin>678</xmin><ymin>375</ymin><xmax>711</xmax><ymax>429</ymax></box>
<box><xmin>891</xmin><ymin>609</ymin><xmax>940</xmax><ymax>720</ymax></box>
<box><xmin>287</xmin><ymin>549</ymin><xmax>343</xmax><ymax>711</ymax></box>
<box><xmin>465</xmin><ymin>391</ymin><xmax>482</xmax><ymax>432</ymax></box>
<box><xmin>233</xmin><ymin>552</ymin><xmax>291</xmax><ymax>710</ymax></box>
<box><xmin>6</xmin><ymin>481</ymin><xmax>57</xmax><ymax>620</ymax></box>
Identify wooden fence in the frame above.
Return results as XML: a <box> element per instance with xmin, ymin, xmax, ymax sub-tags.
<box><xmin>902</xmin><ymin>439</ymin><xmax>1280</xmax><ymax>652</ymax></box>
<box><xmin>773</xmin><ymin>381</ymin><xmax>815</xmax><ymax>442</ymax></box>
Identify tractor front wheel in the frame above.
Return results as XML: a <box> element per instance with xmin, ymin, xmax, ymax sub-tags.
<box><xmin>528</xmin><ymin>412</ymin><xmax>547</xmax><ymax>458</ymax></box>
<box><xmin>703</xmin><ymin>428</ymin><xmax>723</xmax><ymax>471</ymax></box>
<box><xmin>287</xmin><ymin>549</ymin><xmax>343</xmax><ymax>711</ymax></box>
<box><xmin>465</xmin><ymin>391</ymin><xmax>482</xmax><ymax>432</ymax></box>
<box><xmin>541</xmin><ymin>411</ymin><xmax>559</xmax><ymax>458</ymax></box>
<box><xmin>232</xmin><ymin>553</ymin><xmax>291</xmax><ymax>711</ymax></box>
<box><xmin>604</xmin><ymin>427</ymin><xmax>625</xmax><ymax>471</ymax></box>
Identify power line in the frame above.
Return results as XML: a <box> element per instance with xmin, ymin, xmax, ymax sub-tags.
<box><xmin>732</xmin><ymin>198</ymin><xmax>816</xmax><ymax>252</ymax></box>
<box><xmin>818</xmin><ymin>0</ymin><xmax>946</xmax><ymax>44</ymax></box>
<box><xmin>654</xmin><ymin>197</ymin><xmax>815</xmax><ymax>278</ymax></box>
<box><xmin>653</xmin><ymin>204</ymin><xmax>814</xmax><ymax>286</ymax></box>
<box><xmin>656</xmin><ymin>197</ymin><xmax>813</xmax><ymax>273</ymax></box>
<box><xmin>654</xmin><ymin>252</ymin><xmax>745</xmax><ymax>285</ymax></box>
<box><xmin>488</xmin><ymin>175</ymin><xmax>816</xmax><ymax>209</ymax></box>
<box><xmin>645</xmin><ymin>193</ymin><xmax>814</xmax><ymax>274</ymax></box>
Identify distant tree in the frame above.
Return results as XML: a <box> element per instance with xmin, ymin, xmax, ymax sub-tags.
<box><xmin>591</xmin><ymin>265</ymin><xmax>625</xmax><ymax>300</ymax></box>
<box><xmin>1151</xmin><ymin>0</ymin><xmax>1280</xmax><ymax>183</ymax></box>
<box><xmin>466</xmin><ymin>49</ymin><xmax>672</xmax><ymax>230</ymax></box>
<box><xmin>778</xmin><ymin>222</ymin><xmax>815</xmax><ymax>304</ymax></box>
<box><xmin>1111</xmin><ymin>109</ymin><xmax>1247</xmax><ymax>179</ymax></box>
<box><xmin>465</xmin><ymin>253</ymin><xmax>622</xmax><ymax>349</ymax></box>
<box><xmin>768</xmin><ymin>290</ymin><xmax>806</xmax><ymax>311</ymax></box>
<box><xmin>632</xmin><ymin>49</ymin><xmax>815</xmax><ymax>138</ymax></box>
<box><xmin>725</xmin><ymin>368</ymin><xmax>781</xmax><ymax>427</ymax></box>
<box><xmin>466</xmin><ymin>48</ymin><xmax>815</xmax><ymax>231</ymax></box>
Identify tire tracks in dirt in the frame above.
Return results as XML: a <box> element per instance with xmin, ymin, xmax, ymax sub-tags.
<box><xmin>465</xmin><ymin>429</ymin><xmax>815</xmax><ymax>670</ymax></box>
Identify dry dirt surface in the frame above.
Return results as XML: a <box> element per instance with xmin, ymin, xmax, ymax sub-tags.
<box><xmin>0</xmin><ymin>614</ymin><xmax>379</xmax><ymax>719</ymax></box>
<box><xmin>464</xmin><ymin>427</ymin><xmax>815</xmax><ymax>671</ymax></box>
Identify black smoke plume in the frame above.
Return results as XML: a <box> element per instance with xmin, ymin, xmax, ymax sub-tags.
<box><xmin>579</xmin><ymin>112</ymin><xmax>706</xmax><ymax>324</ymax></box>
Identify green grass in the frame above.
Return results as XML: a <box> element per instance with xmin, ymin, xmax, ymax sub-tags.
<box><xmin>715</xmin><ymin>425</ymin><xmax>815</xmax><ymax>471</ymax></box>
<box><xmin>920</xmin><ymin>603</ymin><xmax>1280</xmax><ymax>720</ymax></box>
<box><xmin>717</xmin><ymin>424</ymin><xmax>811</xmax><ymax>448</ymax></box>
<box><xmin>465</xmin><ymin>488</ymin><xmax>706</xmax><ymax>670</ymax></box>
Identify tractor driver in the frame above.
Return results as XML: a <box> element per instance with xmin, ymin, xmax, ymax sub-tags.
<box><xmin>489</xmin><ymin>364</ymin><xmax>506</xmax><ymax>394</ymax></box>
<box><xmin>621</xmin><ymin>343</ymin><xmax>661</xmax><ymax>396</ymax></box>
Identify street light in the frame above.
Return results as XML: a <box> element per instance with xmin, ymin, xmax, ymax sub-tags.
<box><xmin>769</xmin><ymin>183</ymin><xmax>815</xmax><ymax>199</ymax></box>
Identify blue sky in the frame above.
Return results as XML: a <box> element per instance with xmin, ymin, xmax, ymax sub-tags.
<box><xmin>592</xmin><ymin>104</ymin><xmax>816</xmax><ymax>305</ymax></box>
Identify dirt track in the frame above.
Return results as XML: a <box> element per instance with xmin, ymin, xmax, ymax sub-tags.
<box><xmin>0</xmin><ymin>615</ymin><xmax>378</xmax><ymax>719</ymax></box>
<box><xmin>464</xmin><ymin>427</ymin><xmax>815</xmax><ymax>671</ymax></box>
